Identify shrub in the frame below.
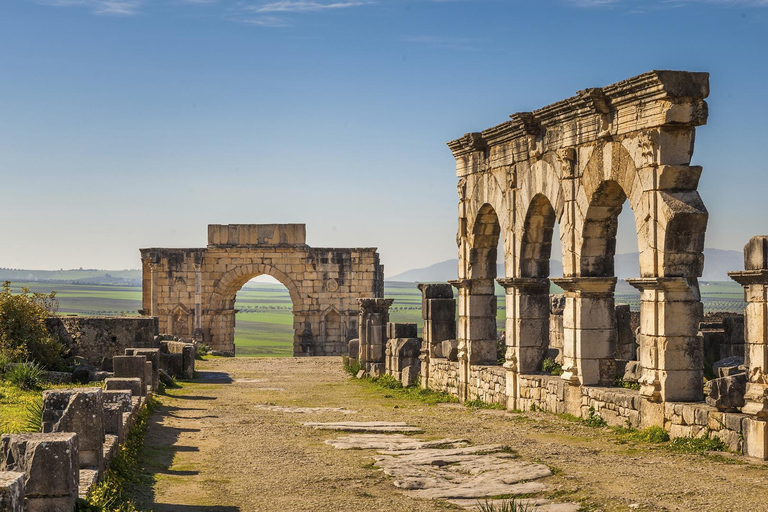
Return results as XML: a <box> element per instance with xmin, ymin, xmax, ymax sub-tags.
<box><xmin>0</xmin><ymin>282</ymin><xmax>66</xmax><ymax>370</ymax></box>
<box><xmin>4</xmin><ymin>362</ymin><xmax>43</xmax><ymax>391</ymax></box>
<box><xmin>342</xmin><ymin>355</ymin><xmax>362</xmax><ymax>377</ymax></box>
<box><xmin>541</xmin><ymin>358</ymin><xmax>563</xmax><ymax>376</ymax></box>
<box><xmin>373</xmin><ymin>374</ymin><xmax>403</xmax><ymax>389</ymax></box>
<box><xmin>668</xmin><ymin>434</ymin><xmax>727</xmax><ymax>454</ymax></box>
<box><xmin>583</xmin><ymin>406</ymin><xmax>608</xmax><ymax>428</ymax></box>
<box><xmin>194</xmin><ymin>342</ymin><xmax>210</xmax><ymax>360</ymax></box>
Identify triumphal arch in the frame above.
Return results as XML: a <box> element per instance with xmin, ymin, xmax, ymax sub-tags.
<box><xmin>140</xmin><ymin>224</ymin><xmax>384</xmax><ymax>356</ymax></box>
<box><xmin>449</xmin><ymin>70</ymin><xmax>709</xmax><ymax>403</ymax></box>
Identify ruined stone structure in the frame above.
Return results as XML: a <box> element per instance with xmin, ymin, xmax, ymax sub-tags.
<box><xmin>141</xmin><ymin>224</ymin><xmax>384</xmax><ymax>356</ymax></box>
<box><xmin>448</xmin><ymin>70</ymin><xmax>709</xmax><ymax>403</ymax></box>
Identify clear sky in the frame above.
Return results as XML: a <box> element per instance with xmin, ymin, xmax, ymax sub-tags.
<box><xmin>0</xmin><ymin>0</ymin><xmax>766</xmax><ymax>276</ymax></box>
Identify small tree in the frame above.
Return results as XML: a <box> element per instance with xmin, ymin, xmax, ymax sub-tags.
<box><xmin>0</xmin><ymin>282</ymin><xmax>66</xmax><ymax>370</ymax></box>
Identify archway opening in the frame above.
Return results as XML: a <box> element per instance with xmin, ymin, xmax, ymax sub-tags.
<box><xmin>233</xmin><ymin>274</ymin><xmax>295</xmax><ymax>357</ymax></box>
<box><xmin>468</xmin><ymin>203</ymin><xmax>505</xmax><ymax>365</ymax></box>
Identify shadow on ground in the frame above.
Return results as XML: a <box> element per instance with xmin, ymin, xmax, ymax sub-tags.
<box><xmin>129</xmin><ymin>399</ymin><xmax>238</xmax><ymax>511</ymax></box>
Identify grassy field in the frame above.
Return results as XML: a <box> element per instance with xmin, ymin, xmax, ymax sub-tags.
<box><xmin>3</xmin><ymin>279</ymin><xmax>747</xmax><ymax>358</ymax></box>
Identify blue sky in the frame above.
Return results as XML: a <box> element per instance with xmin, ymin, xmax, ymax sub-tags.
<box><xmin>0</xmin><ymin>0</ymin><xmax>766</xmax><ymax>276</ymax></box>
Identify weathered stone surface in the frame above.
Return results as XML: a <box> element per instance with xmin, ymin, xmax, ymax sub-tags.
<box><xmin>358</xmin><ymin>298</ymin><xmax>393</xmax><ymax>373</ymax></box>
<box><xmin>126</xmin><ymin>348</ymin><xmax>160</xmax><ymax>391</ymax></box>
<box><xmin>713</xmin><ymin>355</ymin><xmax>745</xmax><ymax>378</ymax></box>
<box><xmin>348</xmin><ymin>339</ymin><xmax>359</xmax><ymax>360</ymax></box>
<box><xmin>255</xmin><ymin>405</ymin><xmax>357</xmax><ymax>414</ymax></box>
<box><xmin>159</xmin><ymin>340</ymin><xmax>195</xmax><ymax>379</ymax></box>
<box><xmin>705</xmin><ymin>373</ymin><xmax>746</xmax><ymax>412</ymax></box>
<box><xmin>103</xmin><ymin>403</ymin><xmax>124</xmax><ymax>443</ymax></box>
<box><xmin>326</xmin><ymin>435</ymin><xmax>468</xmax><ymax>451</ymax></box>
<box><xmin>387</xmin><ymin>323</ymin><xmax>417</xmax><ymax>339</ymax></box>
<box><xmin>0</xmin><ymin>433</ymin><xmax>78</xmax><ymax>505</ymax></box>
<box><xmin>41</xmin><ymin>388</ymin><xmax>103</xmax><ymax>471</ymax></box>
<box><xmin>0</xmin><ymin>472</ymin><xmax>24</xmax><ymax>512</ymax></box>
<box><xmin>303</xmin><ymin>422</ymin><xmax>424</xmax><ymax>433</ymax></box>
<box><xmin>141</xmin><ymin>224</ymin><xmax>384</xmax><ymax>356</ymax></box>
<box><xmin>623</xmin><ymin>361</ymin><xmax>642</xmax><ymax>383</ymax></box>
<box><xmin>401</xmin><ymin>365</ymin><xmax>419</xmax><ymax>387</ymax></box>
<box><xmin>104</xmin><ymin>377</ymin><xmax>142</xmax><ymax>398</ymax></box>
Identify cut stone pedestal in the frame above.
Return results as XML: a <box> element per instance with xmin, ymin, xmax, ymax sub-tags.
<box><xmin>0</xmin><ymin>472</ymin><xmax>24</xmax><ymax>512</ymax></box>
<box><xmin>112</xmin><ymin>355</ymin><xmax>147</xmax><ymax>395</ymax></box>
<box><xmin>41</xmin><ymin>388</ymin><xmax>104</xmax><ymax>473</ymax></box>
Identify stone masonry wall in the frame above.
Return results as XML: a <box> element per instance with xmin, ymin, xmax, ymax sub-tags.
<box><xmin>428</xmin><ymin>358</ymin><xmax>460</xmax><ymax>397</ymax></box>
<box><xmin>45</xmin><ymin>317</ymin><xmax>159</xmax><ymax>367</ymax></box>
<box><xmin>517</xmin><ymin>374</ymin><xmax>567</xmax><ymax>415</ymax></box>
<box><xmin>468</xmin><ymin>365</ymin><xmax>506</xmax><ymax>405</ymax></box>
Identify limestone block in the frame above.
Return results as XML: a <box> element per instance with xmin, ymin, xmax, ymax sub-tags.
<box><xmin>0</xmin><ymin>433</ymin><xmax>78</xmax><ymax>509</ymax></box>
<box><xmin>387</xmin><ymin>323</ymin><xmax>418</xmax><ymax>340</ymax></box>
<box><xmin>401</xmin><ymin>366</ymin><xmax>419</xmax><ymax>387</ymax></box>
<box><xmin>348</xmin><ymin>339</ymin><xmax>359</xmax><ymax>360</ymax></box>
<box><xmin>104</xmin><ymin>378</ymin><xmax>143</xmax><ymax>398</ymax></box>
<box><xmin>744</xmin><ymin>236</ymin><xmax>768</xmax><ymax>271</ymax></box>
<box><xmin>102</xmin><ymin>390</ymin><xmax>132</xmax><ymax>414</ymax></box>
<box><xmin>41</xmin><ymin>388</ymin><xmax>103</xmax><ymax>471</ymax></box>
<box><xmin>144</xmin><ymin>361</ymin><xmax>154</xmax><ymax>393</ymax></box>
<box><xmin>112</xmin><ymin>356</ymin><xmax>147</xmax><ymax>395</ymax></box>
<box><xmin>0</xmin><ymin>472</ymin><xmax>24</xmax><ymax>512</ymax></box>
<box><xmin>744</xmin><ymin>417</ymin><xmax>768</xmax><ymax>459</ymax></box>
<box><xmin>125</xmin><ymin>348</ymin><xmax>160</xmax><ymax>391</ymax></box>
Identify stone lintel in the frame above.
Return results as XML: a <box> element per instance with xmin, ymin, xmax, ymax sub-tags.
<box><xmin>729</xmin><ymin>269</ymin><xmax>768</xmax><ymax>287</ymax></box>
<box><xmin>496</xmin><ymin>277</ymin><xmax>549</xmax><ymax>293</ymax></box>
<box><xmin>550</xmin><ymin>276</ymin><xmax>616</xmax><ymax>296</ymax></box>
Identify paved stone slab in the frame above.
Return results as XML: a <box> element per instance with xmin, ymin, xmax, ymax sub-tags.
<box><xmin>327</xmin><ymin>434</ymin><xmax>468</xmax><ymax>451</ymax></box>
<box><xmin>257</xmin><ymin>405</ymin><xmax>357</xmax><ymax>414</ymax></box>
<box><xmin>303</xmin><ymin>421</ymin><xmax>423</xmax><ymax>433</ymax></box>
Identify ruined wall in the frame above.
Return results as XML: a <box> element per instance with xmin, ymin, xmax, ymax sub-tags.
<box><xmin>45</xmin><ymin>317</ymin><xmax>159</xmax><ymax>367</ymax></box>
<box><xmin>141</xmin><ymin>224</ymin><xmax>384</xmax><ymax>356</ymax></box>
<box><xmin>517</xmin><ymin>374</ymin><xmax>567</xmax><ymax>415</ymax></box>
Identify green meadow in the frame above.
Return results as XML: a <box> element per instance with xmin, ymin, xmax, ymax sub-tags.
<box><xmin>2</xmin><ymin>279</ymin><xmax>747</xmax><ymax>358</ymax></box>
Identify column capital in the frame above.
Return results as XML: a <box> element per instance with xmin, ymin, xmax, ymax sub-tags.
<box><xmin>496</xmin><ymin>277</ymin><xmax>549</xmax><ymax>293</ymax></box>
<box><xmin>729</xmin><ymin>269</ymin><xmax>768</xmax><ymax>287</ymax></box>
<box><xmin>357</xmin><ymin>298</ymin><xmax>394</xmax><ymax>314</ymax></box>
<box><xmin>551</xmin><ymin>276</ymin><xmax>616</xmax><ymax>296</ymax></box>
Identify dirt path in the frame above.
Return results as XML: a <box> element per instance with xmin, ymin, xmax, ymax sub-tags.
<box><xmin>134</xmin><ymin>357</ymin><xmax>768</xmax><ymax>511</ymax></box>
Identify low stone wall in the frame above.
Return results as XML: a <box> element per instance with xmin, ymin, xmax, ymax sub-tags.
<box><xmin>45</xmin><ymin>316</ymin><xmax>159</xmax><ymax>367</ymax></box>
<box><xmin>518</xmin><ymin>374</ymin><xmax>567</xmax><ymax>415</ymax></box>
<box><xmin>0</xmin><ymin>349</ymin><xmax>158</xmax><ymax>510</ymax></box>
<box><xmin>581</xmin><ymin>387</ymin><xmax>642</xmax><ymax>428</ymax></box>
<box><xmin>428</xmin><ymin>358</ymin><xmax>459</xmax><ymax>396</ymax></box>
<box><xmin>664</xmin><ymin>402</ymin><xmax>745</xmax><ymax>451</ymax></box>
<box><xmin>468</xmin><ymin>365</ymin><xmax>506</xmax><ymax>405</ymax></box>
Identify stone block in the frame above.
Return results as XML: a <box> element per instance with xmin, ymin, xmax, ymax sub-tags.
<box><xmin>103</xmin><ymin>404</ymin><xmax>124</xmax><ymax>443</ymax></box>
<box><xmin>387</xmin><ymin>323</ymin><xmax>417</xmax><ymax>340</ymax></box>
<box><xmin>401</xmin><ymin>366</ymin><xmax>419</xmax><ymax>387</ymax></box>
<box><xmin>744</xmin><ymin>417</ymin><xmax>768</xmax><ymax>459</ymax></box>
<box><xmin>159</xmin><ymin>352</ymin><xmax>183</xmax><ymax>380</ymax></box>
<box><xmin>126</xmin><ymin>348</ymin><xmax>160</xmax><ymax>391</ymax></box>
<box><xmin>348</xmin><ymin>339</ymin><xmax>359</xmax><ymax>360</ymax></box>
<box><xmin>104</xmin><ymin>378</ymin><xmax>142</xmax><ymax>398</ymax></box>
<box><xmin>41</xmin><ymin>388</ymin><xmax>103</xmax><ymax>471</ymax></box>
<box><xmin>0</xmin><ymin>433</ymin><xmax>78</xmax><ymax>505</ymax></box>
<box><xmin>744</xmin><ymin>236</ymin><xmax>768</xmax><ymax>271</ymax></box>
<box><xmin>145</xmin><ymin>361</ymin><xmax>154</xmax><ymax>393</ymax></box>
<box><xmin>418</xmin><ymin>283</ymin><xmax>453</xmax><ymax>299</ymax></box>
<box><xmin>112</xmin><ymin>356</ymin><xmax>147</xmax><ymax>395</ymax></box>
<box><xmin>0</xmin><ymin>472</ymin><xmax>24</xmax><ymax>512</ymax></box>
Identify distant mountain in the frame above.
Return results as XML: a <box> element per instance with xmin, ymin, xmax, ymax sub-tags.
<box><xmin>0</xmin><ymin>268</ymin><xmax>142</xmax><ymax>286</ymax></box>
<box><xmin>386</xmin><ymin>249</ymin><xmax>743</xmax><ymax>283</ymax></box>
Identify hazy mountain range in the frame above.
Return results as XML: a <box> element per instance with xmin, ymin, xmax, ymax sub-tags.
<box><xmin>386</xmin><ymin>249</ymin><xmax>743</xmax><ymax>283</ymax></box>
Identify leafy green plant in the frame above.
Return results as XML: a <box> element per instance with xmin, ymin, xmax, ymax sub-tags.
<box><xmin>341</xmin><ymin>355</ymin><xmax>362</xmax><ymax>377</ymax></box>
<box><xmin>614</xmin><ymin>425</ymin><xmax>670</xmax><ymax>444</ymax></box>
<box><xmin>668</xmin><ymin>434</ymin><xmax>727</xmax><ymax>454</ymax></box>
<box><xmin>476</xmin><ymin>498</ymin><xmax>535</xmax><ymax>512</ymax></box>
<box><xmin>0</xmin><ymin>282</ymin><xmax>65</xmax><ymax>370</ymax></box>
<box><xmin>21</xmin><ymin>396</ymin><xmax>42</xmax><ymax>433</ymax></box>
<box><xmin>614</xmin><ymin>376</ymin><xmax>641</xmax><ymax>391</ymax></box>
<box><xmin>541</xmin><ymin>358</ymin><xmax>563</xmax><ymax>376</ymax></box>
<box><xmin>583</xmin><ymin>406</ymin><xmax>608</xmax><ymax>428</ymax></box>
<box><xmin>373</xmin><ymin>374</ymin><xmax>403</xmax><ymax>389</ymax></box>
<box><xmin>194</xmin><ymin>342</ymin><xmax>210</xmax><ymax>360</ymax></box>
<box><xmin>4</xmin><ymin>362</ymin><xmax>44</xmax><ymax>391</ymax></box>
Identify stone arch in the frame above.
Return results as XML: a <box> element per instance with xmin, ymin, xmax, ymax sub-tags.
<box><xmin>467</xmin><ymin>203</ymin><xmax>501</xmax><ymax>280</ymax></box>
<box><xmin>210</xmin><ymin>263</ymin><xmax>302</xmax><ymax>312</ymax></box>
<box><xmin>520</xmin><ymin>194</ymin><xmax>557</xmax><ymax>278</ymax></box>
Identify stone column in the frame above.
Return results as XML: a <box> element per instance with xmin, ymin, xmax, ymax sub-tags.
<box><xmin>193</xmin><ymin>258</ymin><xmax>203</xmax><ymax>341</ymax></box>
<box><xmin>730</xmin><ymin>237</ymin><xmax>768</xmax><ymax>422</ymax></box>
<box><xmin>627</xmin><ymin>277</ymin><xmax>703</xmax><ymax>402</ymax></box>
<box><xmin>357</xmin><ymin>298</ymin><xmax>393</xmax><ymax>377</ymax></box>
<box><xmin>551</xmin><ymin>277</ymin><xmax>617</xmax><ymax>386</ymax></box>
<box><xmin>417</xmin><ymin>283</ymin><xmax>456</xmax><ymax>389</ymax></box>
<box><xmin>497</xmin><ymin>278</ymin><xmax>549</xmax><ymax>410</ymax></box>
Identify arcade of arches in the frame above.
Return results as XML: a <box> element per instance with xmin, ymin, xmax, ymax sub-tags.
<box><xmin>449</xmin><ymin>70</ymin><xmax>710</xmax><ymax>404</ymax></box>
<box><xmin>140</xmin><ymin>224</ymin><xmax>384</xmax><ymax>356</ymax></box>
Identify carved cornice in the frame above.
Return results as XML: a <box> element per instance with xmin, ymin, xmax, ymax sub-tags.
<box><xmin>550</xmin><ymin>276</ymin><xmax>616</xmax><ymax>297</ymax></box>
<box><xmin>447</xmin><ymin>70</ymin><xmax>709</xmax><ymax>161</ymax></box>
<box><xmin>729</xmin><ymin>270</ymin><xmax>768</xmax><ymax>287</ymax></box>
<box><xmin>496</xmin><ymin>277</ymin><xmax>549</xmax><ymax>293</ymax></box>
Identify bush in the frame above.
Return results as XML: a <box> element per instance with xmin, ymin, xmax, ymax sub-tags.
<box><xmin>0</xmin><ymin>282</ymin><xmax>66</xmax><ymax>370</ymax></box>
<box><xmin>373</xmin><ymin>374</ymin><xmax>403</xmax><ymax>389</ymax></box>
<box><xmin>341</xmin><ymin>355</ymin><xmax>362</xmax><ymax>377</ymax></box>
<box><xmin>668</xmin><ymin>434</ymin><xmax>727</xmax><ymax>454</ymax></box>
<box><xmin>195</xmin><ymin>342</ymin><xmax>210</xmax><ymax>360</ymax></box>
<box><xmin>541</xmin><ymin>358</ymin><xmax>563</xmax><ymax>376</ymax></box>
<box><xmin>4</xmin><ymin>362</ymin><xmax>44</xmax><ymax>391</ymax></box>
<box><xmin>583</xmin><ymin>406</ymin><xmax>608</xmax><ymax>428</ymax></box>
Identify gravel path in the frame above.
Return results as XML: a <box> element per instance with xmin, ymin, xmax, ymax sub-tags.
<box><xmin>133</xmin><ymin>357</ymin><xmax>768</xmax><ymax>511</ymax></box>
